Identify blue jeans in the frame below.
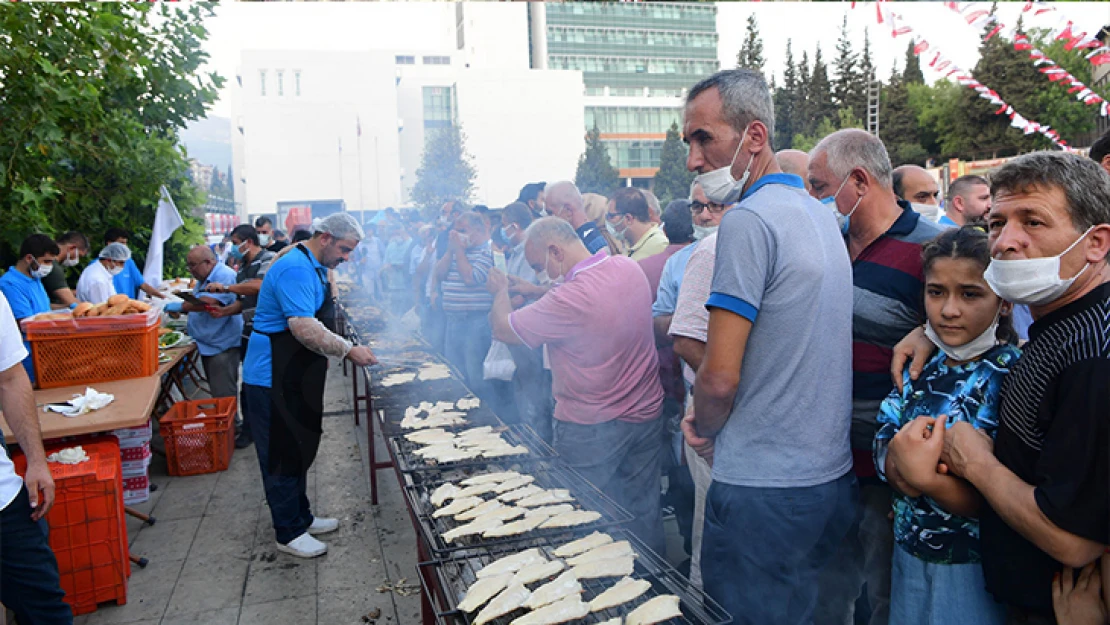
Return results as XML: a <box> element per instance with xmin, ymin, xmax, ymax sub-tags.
<box><xmin>891</xmin><ymin>545</ymin><xmax>1006</xmax><ymax>625</ymax></box>
<box><xmin>244</xmin><ymin>383</ymin><xmax>314</xmax><ymax>544</ymax></box>
<box><xmin>815</xmin><ymin>482</ymin><xmax>894</xmax><ymax>625</ymax></box>
<box><xmin>444</xmin><ymin>311</ymin><xmax>492</xmax><ymax>400</ymax></box>
<box><xmin>0</xmin><ymin>486</ymin><xmax>73</xmax><ymax>624</ymax></box>
<box><xmin>702</xmin><ymin>472</ymin><xmax>858</xmax><ymax>625</ymax></box>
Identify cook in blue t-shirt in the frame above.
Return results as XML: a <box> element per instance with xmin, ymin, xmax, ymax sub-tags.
<box><xmin>112</xmin><ymin>258</ymin><xmax>146</xmax><ymax>300</ymax></box>
<box><xmin>0</xmin><ymin>267</ymin><xmax>52</xmax><ymax>384</ymax></box>
<box><xmin>242</xmin><ymin>246</ymin><xmax>329</xmax><ymax>389</ymax></box>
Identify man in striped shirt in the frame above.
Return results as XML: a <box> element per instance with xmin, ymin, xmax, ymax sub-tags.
<box><xmin>435</xmin><ymin>211</ymin><xmax>495</xmax><ymax>400</ymax></box>
<box><xmin>808</xmin><ymin>129</ymin><xmax>942</xmax><ymax>625</ymax></box>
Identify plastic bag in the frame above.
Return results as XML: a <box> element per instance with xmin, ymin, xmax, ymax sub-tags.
<box><xmin>483</xmin><ymin>340</ymin><xmax>516</xmax><ymax>381</ymax></box>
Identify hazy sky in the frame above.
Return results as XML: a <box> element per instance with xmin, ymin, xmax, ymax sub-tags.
<box><xmin>199</xmin><ymin>2</ymin><xmax>1110</xmax><ymax>119</ymax></box>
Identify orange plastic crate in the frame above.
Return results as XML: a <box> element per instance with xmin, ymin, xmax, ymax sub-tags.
<box><xmin>161</xmin><ymin>397</ymin><xmax>237</xmax><ymax>476</ymax></box>
<box><xmin>13</xmin><ymin>438</ymin><xmax>129</xmax><ymax>616</ymax></box>
<box><xmin>27</xmin><ymin>322</ymin><xmax>159</xmax><ymax>389</ymax></box>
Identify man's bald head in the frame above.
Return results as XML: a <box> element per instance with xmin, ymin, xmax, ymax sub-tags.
<box><xmin>776</xmin><ymin>149</ymin><xmax>811</xmax><ymax>191</ymax></box>
<box><xmin>545</xmin><ymin>181</ymin><xmax>587</xmax><ymax>229</ymax></box>
<box><xmin>892</xmin><ymin>165</ymin><xmax>940</xmax><ymax>206</ymax></box>
<box><xmin>186</xmin><ymin>245</ymin><xmax>218</xmax><ymax>281</ymax></box>
<box><xmin>187</xmin><ymin>245</ymin><xmax>216</xmax><ymax>263</ymax></box>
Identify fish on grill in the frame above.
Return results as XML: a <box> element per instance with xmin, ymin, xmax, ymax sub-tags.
<box><xmin>430</xmin><ymin>483</ymin><xmax>461</xmax><ymax>507</ymax></box>
<box><xmin>457</xmin><ymin>397</ymin><xmax>481</xmax><ymax>410</ymax></box>
<box><xmin>552</xmin><ymin>532</ymin><xmax>613</xmax><ymax>558</ymax></box>
<box><xmin>587</xmin><ymin>576</ymin><xmax>651</xmax><ymax>613</ymax></box>
<box><xmin>569</xmin><ymin>556</ymin><xmax>635</xmax><ymax>581</ymax></box>
<box><xmin>454</xmin><ymin>482</ymin><xmax>504</xmax><ymax>499</ymax></box>
<box><xmin>461</xmin><ymin>470</ymin><xmax>521</xmax><ymax>486</ymax></box>
<box><xmin>481</xmin><ymin>444</ymin><xmax>530</xmax><ymax>458</ymax></box>
<box><xmin>442</xmin><ymin>516</ymin><xmax>504</xmax><ymax>543</ymax></box>
<box><xmin>425</xmin><ymin>447</ymin><xmax>482</xmax><ymax>464</ymax></box>
<box><xmin>510</xmin><ymin>560</ymin><xmax>566</xmax><ymax>586</ymax></box>
<box><xmin>472</xmin><ymin>506</ymin><xmax>526</xmax><ymax>524</ymax></box>
<box><xmin>475</xmin><ymin>548</ymin><xmax>546</xmax><ymax>579</ymax></box>
<box><xmin>473</xmin><ymin>583</ymin><xmax>532</xmax><ymax>625</ymax></box>
<box><xmin>566</xmin><ymin>541</ymin><xmax>635</xmax><ymax>567</ymax></box>
<box><xmin>523</xmin><ymin>571</ymin><xmax>583</xmax><ymax>610</ymax></box>
<box><xmin>458</xmin><ymin>574</ymin><xmax>513</xmax><ymax>613</ymax></box>
<box><xmin>538</xmin><ymin>510</ymin><xmax>602</xmax><ymax>529</ymax></box>
<box><xmin>405</xmin><ymin>429</ymin><xmax>456</xmax><ymax>445</ymax></box>
<box><xmin>432</xmin><ymin>496</ymin><xmax>483</xmax><ymax>518</ymax></box>
<box><xmin>498</xmin><ymin>485</ymin><xmax>544</xmax><ymax>503</ymax></box>
<box><xmin>522</xmin><ymin>504</ymin><xmax>575</xmax><ymax>519</ymax></box>
<box><xmin>516</xmin><ymin>490</ymin><xmax>574</xmax><ymax>508</ymax></box>
<box><xmin>492</xmin><ymin>475</ymin><xmax>536</xmax><ymax>494</ymax></box>
<box><xmin>625</xmin><ymin>594</ymin><xmax>682</xmax><ymax>625</ymax></box>
<box><xmin>455</xmin><ymin>499</ymin><xmax>505</xmax><ymax>521</ymax></box>
<box><xmin>507</xmin><ymin>596</ymin><xmax>590</xmax><ymax>625</ymax></box>
<box><xmin>482</xmin><ymin>515</ymin><xmax>548</xmax><ymax>538</ymax></box>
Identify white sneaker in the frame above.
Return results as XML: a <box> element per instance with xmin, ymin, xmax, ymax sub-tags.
<box><xmin>276</xmin><ymin>533</ymin><xmax>328</xmax><ymax>559</ymax></box>
<box><xmin>307</xmin><ymin>517</ymin><xmax>340</xmax><ymax>535</ymax></box>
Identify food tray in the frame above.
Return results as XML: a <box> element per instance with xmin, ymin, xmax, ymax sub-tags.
<box><xmin>404</xmin><ymin>461</ymin><xmax>633</xmax><ymax>558</ymax></box>
<box><xmin>418</xmin><ymin>530</ymin><xmax>731</xmax><ymax>625</ymax></box>
<box><xmin>22</xmin><ymin>306</ymin><xmax>161</xmax><ymax>336</ymax></box>
<box><xmin>389</xmin><ymin>424</ymin><xmax>557</xmax><ymax>475</ymax></box>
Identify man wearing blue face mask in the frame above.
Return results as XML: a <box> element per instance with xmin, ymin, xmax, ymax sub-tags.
<box><xmin>807</xmin><ymin>129</ymin><xmax>943</xmax><ymax>625</ymax></box>
<box><xmin>681</xmin><ymin>69</ymin><xmax>857</xmax><ymax>625</ymax></box>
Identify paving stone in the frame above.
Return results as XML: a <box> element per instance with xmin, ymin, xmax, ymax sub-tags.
<box><xmin>164</xmin><ymin>552</ymin><xmax>251</xmax><ymax>615</ymax></box>
<box><xmin>127</xmin><ymin>517</ymin><xmax>201</xmax><ymax>563</ymax></box>
<box><xmin>238</xmin><ymin>596</ymin><xmax>317</xmax><ymax>625</ymax></box>
<box><xmin>82</xmin><ymin>558</ymin><xmax>184</xmax><ymax>625</ymax></box>
<box><xmin>159</xmin><ymin>608</ymin><xmax>239</xmax><ymax>625</ymax></box>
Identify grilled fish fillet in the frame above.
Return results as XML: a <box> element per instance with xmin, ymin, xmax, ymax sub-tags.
<box><xmin>475</xmin><ymin>548</ymin><xmax>546</xmax><ymax>579</ymax></box>
<box><xmin>455</xmin><ymin>482</ymin><xmax>504</xmax><ymax>499</ymax></box>
<box><xmin>382</xmin><ymin>372</ymin><xmax>417</xmax><ymax>387</ymax></box>
<box><xmin>499</xmin><ymin>485</ymin><xmax>544</xmax><ymax>502</ymax></box>
<box><xmin>461</xmin><ymin>470</ymin><xmax>521</xmax><ymax>486</ymax></box>
<box><xmin>587</xmin><ymin>576</ymin><xmax>651</xmax><ymax>613</ymax></box>
<box><xmin>511</xmin><ymin>560</ymin><xmax>566</xmax><ymax>586</ymax></box>
<box><xmin>523</xmin><ymin>571</ymin><xmax>583</xmax><ymax>610</ymax></box>
<box><xmin>455</xmin><ymin>500</ymin><xmax>505</xmax><ymax>521</ymax></box>
<box><xmin>458</xmin><ymin>574</ymin><xmax>513</xmax><ymax>613</ymax></box>
<box><xmin>566</xmin><ymin>541</ymin><xmax>634</xmax><ymax>567</ymax></box>
<box><xmin>569</xmin><ymin>556</ymin><xmax>635</xmax><ymax>580</ymax></box>
<box><xmin>460</xmin><ymin>437</ymin><xmax>515</xmax><ymax>450</ymax></box>
<box><xmin>430</xmin><ymin>483</ymin><xmax>461</xmax><ymax>507</ymax></box>
<box><xmin>516</xmin><ymin>490</ymin><xmax>574</xmax><ymax>508</ymax></box>
<box><xmin>473</xmin><ymin>583</ymin><xmax>532</xmax><ymax>625</ymax></box>
<box><xmin>596</xmin><ymin>619</ymin><xmax>621</xmax><ymax>625</ymax></box>
<box><xmin>433</xmin><ymin>400</ymin><xmax>456</xmax><ymax>411</ymax></box>
<box><xmin>406</xmin><ymin>431</ymin><xmax>456</xmax><ymax>446</ymax></box>
<box><xmin>457</xmin><ymin>397</ymin><xmax>481</xmax><ymax>410</ymax></box>
<box><xmin>426</xmin><ymin>448</ymin><xmax>481</xmax><ymax>464</ymax></box>
<box><xmin>413</xmin><ymin>444</ymin><xmax>457</xmax><ymax>457</ymax></box>
<box><xmin>507</xmin><ymin>596</ymin><xmax>590</xmax><ymax>625</ymax></box>
<box><xmin>552</xmin><ymin>532</ymin><xmax>614</xmax><ymax>558</ymax></box>
<box><xmin>475</xmin><ymin>506</ymin><xmax>526</xmax><ymax>524</ymax></box>
<box><xmin>523</xmin><ymin>504</ymin><xmax>575</xmax><ymax>519</ymax></box>
<box><xmin>482</xmin><ymin>444</ymin><xmax>529</xmax><ymax>458</ymax></box>
<box><xmin>419</xmin><ymin>415</ymin><xmax>467</xmax><ymax>429</ymax></box>
<box><xmin>483</xmin><ymin>515</ymin><xmax>547</xmax><ymax>538</ymax></box>
<box><xmin>538</xmin><ymin>510</ymin><xmax>602</xmax><ymax>529</ymax></box>
<box><xmin>625</xmin><ymin>594</ymin><xmax>682</xmax><ymax>625</ymax></box>
<box><xmin>492</xmin><ymin>475</ymin><xmax>536</xmax><ymax>493</ymax></box>
<box><xmin>458</xmin><ymin>426</ymin><xmax>495</xmax><ymax>438</ymax></box>
<box><xmin>432</xmin><ymin>496</ymin><xmax>483</xmax><ymax>518</ymax></box>
<box><xmin>443</xmin><ymin>516</ymin><xmax>504</xmax><ymax>543</ymax></box>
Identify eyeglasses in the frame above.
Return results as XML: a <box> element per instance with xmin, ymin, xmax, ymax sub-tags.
<box><xmin>606</xmin><ymin>212</ymin><xmax>624</xmax><ymax>221</ymax></box>
<box><xmin>690</xmin><ymin>201</ymin><xmax>727</xmax><ymax>216</ymax></box>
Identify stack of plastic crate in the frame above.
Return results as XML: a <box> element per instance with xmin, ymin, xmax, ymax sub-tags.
<box><xmin>111</xmin><ymin>422</ymin><xmax>152</xmax><ymax>504</ymax></box>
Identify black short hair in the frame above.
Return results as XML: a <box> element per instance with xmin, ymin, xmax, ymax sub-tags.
<box><xmin>20</xmin><ymin>234</ymin><xmax>60</xmax><ymax>259</ymax></box>
<box><xmin>56</xmin><ymin>231</ymin><xmax>89</xmax><ymax>252</ymax></box>
<box><xmin>502</xmin><ymin>202</ymin><xmax>534</xmax><ymax>229</ymax></box>
<box><xmin>611</xmin><ymin>187</ymin><xmax>651</xmax><ymax>222</ymax></box>
<box><xmin>104</xmin><ymin>227</ymin><xmax>130</xmax><ymax>244</ymax></box>
<box><xmin>1089</xmin><ymin>129</ymin><xmax>1110</xmax><ymax>165</ymax></box>
<box><xmin>662</xmin><ymin>200</ymin><xmax>694</xmax><ymax>244</ymax></box>
<box><xmin>517</xmin><ymin>183</ymin><xmax>546</xmax><ymax>204</ymax></box>
<box><xmin>254</xmin><ymin>216</ymin><xmax>273</xmax><ymax>228</ymax></box>
<box><xmin>230</xmin><ymin>224</ymin><xmax>259</xmax><ymax>246</ymax></box>
<box><xmin>892</xmin><ymin>169</ymin><xmax>907</xmax><ymax>201</ymax></box>
<box><xmin>274</xmin><ymin>229</ymin><xmax>286</xmax><ymax>239</ymax></box>
<box><xmin>292</xmin><ymin>229</ymin><xmax>312</xmax><ymax>243</ymax></box>
<box><xmin>946</xmin><ymin>175</ymin><xmax>990</xmax><ymax>203</ymax></box>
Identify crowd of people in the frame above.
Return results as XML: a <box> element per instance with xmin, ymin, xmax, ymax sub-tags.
<box><xmin>0</xmin><ymin>65</ymin><xmax>1107</xmax><ymax>625</ymax></box>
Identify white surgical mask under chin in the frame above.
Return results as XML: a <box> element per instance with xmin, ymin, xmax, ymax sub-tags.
<box><xmin>694</xmin><ymin>125</ymin><xmax>752</xmax><ymax>205</ymax></box>
<box><xmin>31</xmin><ymin>261</ymin><xmax>53</xmax><ymax>279</ymax></box>
<box><xmin>108</xmin><ymin>265</ymin><xmax>124</xmax><ymax>277</ymax></box>
<box><xmin>606</xmin><ymin>220</ymin><xmax>626</xmax><ymax>240</ymax></box>
<box><xmin>983</xmin><ymin>226</ymin><xmax>1094</xmax><ymax>306</ymax></box>
<box><xmin>63</xmin><ymin>250</ymin><xmax>79</xmax><ymax>267</ymax></box>
<box><xmin>693</xmin><ymin>224</ymin><xmax>718</xmax><ymax>240</ymax></box>
<box><xmin>924</xmin><ymin>305</ymin><xmax>1002</xmax><ymax>363</ymax></box>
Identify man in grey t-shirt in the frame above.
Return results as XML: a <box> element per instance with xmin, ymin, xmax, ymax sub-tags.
<box><xmin>683</xmin><ymin>69</ymin><xmax>857</xmax><ymax>625</ymax></box>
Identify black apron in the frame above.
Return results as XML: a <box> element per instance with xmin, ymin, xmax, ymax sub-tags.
<box><xmin>260</xmin><ymin>244</ymin><xmax>337</xmax><ymax>476</ymax></box>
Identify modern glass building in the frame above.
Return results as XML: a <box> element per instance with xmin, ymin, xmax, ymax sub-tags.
<box><xmin>531</xmin><ymin>2</ymin><xmax>719</xmax><ymax>185</ymax></box>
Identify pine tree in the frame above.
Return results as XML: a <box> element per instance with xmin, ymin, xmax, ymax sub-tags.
<box><xmin>653</xmin><ymin>122</ymin><xmax>696</xmax><ymax>206</ymax></box>
<box><xmin>832</xmin><ymin>15</ymin><xmax>862</xmax><ymax>117</ymax></box>
<box><xmin>903</xmin><ymin>40</ymin><xmax>924</xmax><ymax>85</ymax></box>
<box><xmin>857</xmin><ymin>28</ymin><xmax>876</xmax><ymax>124</ymax></box>
<box><xmin>575</xmin><ymin>126</ymin><xmax>620</xmax><ymax>197</ymax></box>
<box><xmin>809</xmin><ymin>46</ymin><xmax>837</xmax><ymax>134</ymax></box>
<box><xmin>736</xmin><ymin>14</ymin><xmax>765</xmax><ymax>74</ymax></box>
<box><xmin>794</xmin><ymin>51</ymin><xmax>813</xmax><ymax>137</ymax></box>
<box><xmin>411</xmin><ymin>124</ymin><xmax>477</xmax><ymax>212</ymax></box>
<box><xmin>773</xmin><ymin>39</ymin><xmax>798</xmax><ymax>150</ymax></box>
<box><xmin>881</xmin><ymin>63</ymin><xmax>927</xmax><ymax>166</ymax></box>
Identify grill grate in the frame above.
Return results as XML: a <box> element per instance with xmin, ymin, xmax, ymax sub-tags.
<box><xmin>390</xmin><ymin>424</ymin><xmax>558</xmax><ymax>475</ymax></box>
<box><xmin>418</xmin><ymin>529</ymin><xmax>731</xmax><ymax>625</ymax></box>
<box><xmin>404</xmin><ymin>461</ymin><xmax>633</xmax><ymax>558</ymax></box>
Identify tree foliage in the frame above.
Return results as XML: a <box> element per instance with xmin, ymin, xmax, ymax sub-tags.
<box><xmin>737</xmin><ymin>14</ymin><xmax>765</xmax><ymax>74</ymax></box>
<box><xmin>575</xmin><ymin>126</ymin><xmax>620</xmax><ymax>197</ymax></box>
<box><xmin>653</xmin><ymin>122</ymin><xmax>696</xmax><ymax>206</ymax></box>
<box><xmin>411</xmin><ymin>124</ymin><xmax>477</xmax><ymax>213</ymax></box>
<box><xmin>0</xmin><ymin>2</ymin><xmax>223</xmax><ymax>277</ymax></box>
<box><xmin>772</xmin><ymin>39</ymin><xmax>799</xmax><ymax>151</ymax></box>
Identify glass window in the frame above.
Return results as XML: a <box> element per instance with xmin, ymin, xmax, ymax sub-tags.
<box><xmin>259</xmin><ymin>70</ymin><xmax>266</xmax><ymax>96</ymax></box>
<box><xmin>276</xmin><ymin>70</ymin><xmax>284</xmax><ymax>97</ymax></box>
<box><xmin>395</xmin><ymin>55</ymin><xmax>415</xmax><ymax>65</ymax></box>
<box><xmin>422</xmin><ymin>56</ymin><xmax>450</xmax><ymax>66</ymax></box>
<box><xmin>294</xmin><ymin>70</ymin><xmax>301</xmax><ymax>96</ymax></box>
<box><xmin>423</xmin><ymin>86</ymin><xmax>454</xmax><ymax>129</ymax></box>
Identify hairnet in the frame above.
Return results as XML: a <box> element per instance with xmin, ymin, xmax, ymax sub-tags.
<box><xmin>311</xmin><ymin>213</ymin><xmax>364</xmax><ymax>241</ymax></box>
<box><xmin>98</xmin><ymin>242</ymin><xmax>132</xmax><ymax>262</ymax></box>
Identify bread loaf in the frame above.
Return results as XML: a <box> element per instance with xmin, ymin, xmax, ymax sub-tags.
<box><xmin>73</xmin><ymin>302</ymin><xmax>94</xmax><ymax>317</ymax></box>
<box><xmin>107</xmin><ymin>294</ymin><xmax>129</xmax><ymax>306</ymax></box>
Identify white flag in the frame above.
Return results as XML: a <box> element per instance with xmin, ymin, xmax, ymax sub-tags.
<box><xmin>143</xmin><ymin>186</ymin><xmax>185</xmax><ymax>288</ymax></box>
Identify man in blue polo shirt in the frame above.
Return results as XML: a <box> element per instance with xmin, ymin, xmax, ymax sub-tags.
<box><xmin>682</xmin><ymin>69</ymin><xmax>857</xmax><ymax>625</ymax></box>
<box><xmin>0</xmin><ymin>234</ymin><xmax>59</xmax><ymax>385</ymax></box>
<box><xmin>103</xmin><ymin>228</ymin><xmax>165</xmax><ymax>301</ymax></box>
<box><xmin>242</xmin><ymin>213</ymin><xmax>377</xmax><ymax>559</ymax></box>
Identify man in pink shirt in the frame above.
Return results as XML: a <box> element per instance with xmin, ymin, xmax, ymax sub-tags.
<box><xmin>487</xmin><ymin>217</ymin><xmax>666</xmax><ymax>554</ymax></box>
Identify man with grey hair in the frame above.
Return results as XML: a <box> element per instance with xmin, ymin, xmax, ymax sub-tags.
<box><xmin>940</xmin><ymin>174</ymin><xmax>991</xmax><ymax>227</ymax></box>
<box><xmin>487</xmin><ymin>217</ymin><xmax>667</xmax><ymax>554</ymax></box>
<box><xmin>545</xmin><ymin>181</ymin><xmax>608</xmax><ymax>254</ymax></box>
<box><xmin>891</xmin><ymin>151</ymin><xmax>1110</xmax><ymax>622</ymax></box>
<box><xmin>776</xmin><ymin>149</ymin><xmax>812</xmax><ymax>192</ymax></box>
<box><xmin>642</xmin><ymin>189</ymin><xmax>663</xmax><ymax>224</ymax></box>
<box><xmin>243</xmin><ymin>211</ymin><xmax>377</xmax><ymax>559</ymax></box>
<box><xmin>76</xmin><ymin>242</ymin><xmax>130</xmax><ymax>304</ymax></box>
<box><xmin>683</xmin><ymin>68</ymin><xmax>857</xmax><ymax>624</ymax></box>
<box><xmin>808</xmin><ymin>128</ymin><xmax>942</xmax><ymax>625</ymax></box>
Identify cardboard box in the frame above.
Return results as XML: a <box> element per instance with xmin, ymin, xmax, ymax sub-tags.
<box><xmin>112</xmin><ymin>422</ymin><xmax>152</xmax><ymax>442</ymax></box>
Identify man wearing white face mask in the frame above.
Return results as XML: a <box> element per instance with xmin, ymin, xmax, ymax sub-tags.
<box><xmin>681</xmin><ymin>69</ymin><xmax>857</xmax><ymax>624</ymax></box>
<box><xmin>41</xmin><ymin>231</ymin><xmax>89</xmax><ymax>308</ymax></box>
<box><xmin>606</xmin><ymin>187</ymin><xmax>668</xmax><ymax>261</ymax></box>
<box><xmin>0</xmin><ymin>234</ymin><xmax>60</xmax><ymax>385</ymax></box>
<box><xmin>807</xmin><ymin>129</ymin><xmax>942</xmax><ymax>625</ymax></box>
<box><xmin>76</xmin><ymin>242</ymin><xmax>130</xmax><ymax>305</ymax></box>
<box><xmin>891</xmin><ymin>151</ymin><xmax>1110</xmax><ymax>622</ymax></box>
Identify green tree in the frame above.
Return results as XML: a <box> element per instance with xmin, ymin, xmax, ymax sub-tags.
<box><xmin>903</xmin><ymin>40</ymin><xmax>925</xmax><ymax>85</ymax></box>
<box><xmin>411</xmin><ymin>124</ymin><xmax>477</xmax><ymax>213</ymax></box>
<box><xmin>794</xmin><ymin>51</ymin><xmax>813</xmax><ymax>137</ymax></box>
<box><xmin>833</xmin><ymin>15</ymin><xmax>864</xmax><ymax>121</ymax></box>
<box><xmin>807</xmin><ymin>46</ymin><xmax>838</xmax><ymax>136</ymax></box>
<box><xmin>773</xmin><ymin>39</ymin><xmax>798</xmax><ymax>150</ymax></box>
<box><xmin>881</xmin><ymin>63</ymin><xmax>927</xmax><ymax>166</ymax></box>
<box><xmin>575</xmin><ymin>126</ymin><xmax>620</xmax><ymax>197</ymax></box>
<box><xmin>653</xmin><ymin>122</ymin><xmax>695</xmax><ymax>205</ymax></box>
<box><xmin>0</xmin><ymin>3</ymin><xmax>222</xmax><ymax>277</ymax></box>
<box><xmin>909</xmin><ymin>80</ymin><xmax>969</xmax><ymax>159</ymax></box>
<box><xmin>737</xmin><ymin>14</ymin><xmax>765</xmax><ymax>74</ymax></box>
